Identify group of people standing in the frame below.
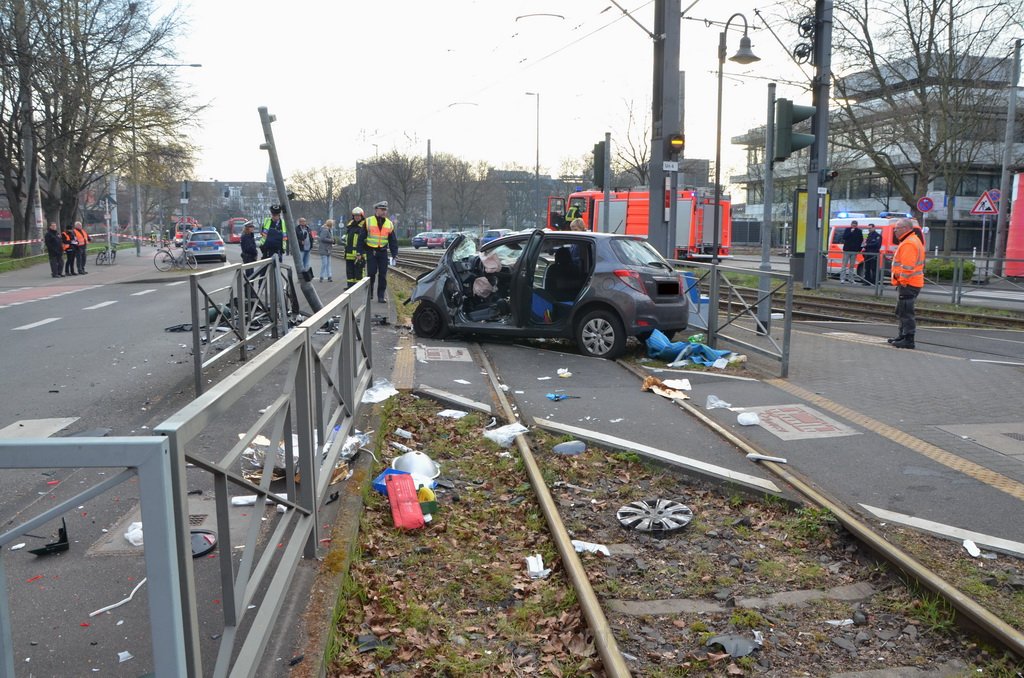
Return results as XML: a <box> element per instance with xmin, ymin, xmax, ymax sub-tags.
<box><xmin>238</xmin><ymin>201</ymin><xmax>398</xmax><ymax>303</ymax></box>
<box><xmin>839</xmin><ymin>220</ymin><xmax>883</xmax><ymax>285</ymax></box>
<box><xmin>43</xmin><ymin>221</ymin><xmax>90</xmax><ymax>278</ymax></box>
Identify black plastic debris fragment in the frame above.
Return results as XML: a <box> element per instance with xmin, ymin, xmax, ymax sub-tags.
<box><xmin>164</xmin><ymin>323</ymin><xmax>193</xmax><ymax>332</ymax></box>
<box><xmin>356</xmin><ymin>633</ymin><xmax>385</xmax><ymax>653</ymax></box>
<box><xmin>288</xmin><ymin>654</ymin><xmax>304</xmax><ymax>666</ymax></box>
<box><xmin>187</xmin><ymin>489</ymin><xmax>203</xmax><ymax>496</ymax></box>
<box><xmin>324</xmin><ymin>491</ymin><xmax>340</xmax><ymax>506</ymax></box>
<box><xmin>30</xmin><ymin>518</ymin><xmax>69</xmax><ymax>556</ymax></box>
<box><xmin>616</xmin><ymin>499</ymin><xmax>693</xmax><ymax>538</ymax></box>
<box><xmin>190</xmin><ymin>529</ymin><xmax>217</xmax><ymax>558</ymax></box>
<box><xmin>706</xmin><ymin>634</ymin><xmax>758</xmax><ymax>657</ymax></box>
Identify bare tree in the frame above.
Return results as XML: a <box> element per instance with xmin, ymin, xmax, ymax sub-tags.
<box><xmin>830</xmin><ymin>0</ymin><xmax>1024</xmax><ymax>253</ymax></box>
<box><xmin>288</xmin><ymin>165</ymin><xmax>354</xmax><ymax>220</ymax></box>
<box><xmin>614</xmin><ymin>99</ymin><xmax>650</xmax><ymax>186</ymax></box>
<box><xmin>432</xmin><ymin>154</ymin><xmax>504</xmax><ymax>228</ymax></box>
<box><xmin>364</xmin><ymin>150</ymin><xmax>426</xmax><ymax>225</ymax></box>
<box><xmin>0</xmin><ymin>0</ymin><xmax>197</xmax><ymax>257</ymax></box>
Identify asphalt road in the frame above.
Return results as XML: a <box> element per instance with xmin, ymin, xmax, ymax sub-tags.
<box><xmin>0</xmin><ymin>254</ymin><xmax>242</xmax><ymax>675</ymax></box>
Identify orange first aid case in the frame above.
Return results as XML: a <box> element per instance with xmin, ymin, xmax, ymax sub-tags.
<box><xmin>385</xmin><ymin>472</ymin><xmax>425</xmax><ymax>530</ymax></box>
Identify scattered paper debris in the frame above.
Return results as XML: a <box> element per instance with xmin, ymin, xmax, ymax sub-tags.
<box><xmin>525</xmin><ymin>554</ymin><xmax>551</xmax><ymax>579</ymax></box>
<box><xmin>557</xmin><ymin>368</ymin><xmax>572</xmax><ymax>378</ymax></box>
<box><xmin>124</xmin><ymin>522</ymin><xmax>144</xmax><ymax>547</ymax></box>
<box><xmin>437</xmin><ymin>409</ymin><xmax>468</xmax><ymax>419</ymax></box>
<box><xmin>117</xmin><ymin>651</ymin><xmax>134</xmax><ymax>663</ymax></box>
<box><xmin>571</xmin><ymin>539</ymin><xmax>611</xmax><ymax>556</ymax></box>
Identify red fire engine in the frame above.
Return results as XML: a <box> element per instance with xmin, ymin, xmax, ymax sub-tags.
<box><xmin>545</xmin><ymin>189</ymin><xmax>732</xmax><ymax>259</ymax></box>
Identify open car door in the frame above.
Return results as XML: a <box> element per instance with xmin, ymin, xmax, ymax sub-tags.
<box><xmin>510</xmin><ymin>230</ymin><xmax>547</xmax><ymax>327</ymax></box>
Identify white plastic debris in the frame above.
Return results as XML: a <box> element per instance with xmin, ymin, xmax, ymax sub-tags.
<box><xmin>963</xmin><ymin>539</ymin><xmax>981</xmax><ymax>558</ymax></box>
<box><xmin>10</xmin><ymin>543</ymin><xmax>25</xmax><ymax>551</ymax></box>
<box><xmin>89</xmin><ymin>579</ymin><xmax>148</xmax><ymax>617</ymax></box>
<box><xmin>706</xmin><ymin>395</ymin><xmax>731</xmax><ymax>409</ymax></box>
<box><xmin>483</xmin><ymin>422</ymin><xmax>529</xmax><ymax>447</ymax></box>
<box><xmin>453</xmin><ymin>379</ymin><xmax>471</xmax><ymax>385</ymax></box>
<box><xmin>437</xmin><ymin>409</ymin><xmax>469</xmax><ymax>419</ymax></box>
<box><xmin>752</xmin><ymin>630</ymin><xmax>764</xmax><ymax>645</ymax></box>
<box><xmin>737</xmin><ymin>412</ymin><xmax>761</xmax><ymax>426</ymax></box>
<box><xmin>571</xmin><ymin>539</ymin><xmax>611</xmax><ymax>556</ymax></box>
<box><xmin>230</xmin><ymin>493</ymin><xmax>288</xmax><ymax>507</ymax></box>
<box><xmin>746</xmin><ymin>452</ymin><xmax>788</xmax><ymax>464</ymax></box>
<box><xmin>712</xmin><ymin>357</ymin><xmax>729</xmax><ymax>369</ymax></box>
<box><xmin>361</xmin><ymin>379</ymin><xmax>399</xmax><ymax>404</ymax></box>
<box><xmin>661</xmin><ymin>378</ymin><xmax>691</xmax><ymax>391</ymax></box>
<box><xmin>118</xmin><ymin>651</ymin><xmax>134</xmax><ymax>663</ymax></box>
<box><xmin>557</xmin><ymin>368</ymin><xmax>572</xmax><ymax>378</ymax></box>
<box><xmin>525</xmin><ymin>554</ymin><xmax>551</xmax><ymax>579</ymax></box>
<box><xmin>124</xmin><ymin>522</ymin><xmax>144</xmax><ymax>547</ymax></box>
<box><xmin>825</xmin><ymin>619</ymin><xmax>854</xmax><ymax>627</ymax></box>
<box><xmin>394</xmin><ymin>428</ymin><xmax>413</xmax><ymax>439</ymax></box>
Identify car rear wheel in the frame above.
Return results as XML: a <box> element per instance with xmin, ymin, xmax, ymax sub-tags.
<box><xmin>575</xmin><ymin>309</ymin><xmax>625</xmax><ymax>359</ymax></box>
<box><xmin>412</xmin><ymin>302</ymin><xmax>449</xmax><ymax>339</ymax></box>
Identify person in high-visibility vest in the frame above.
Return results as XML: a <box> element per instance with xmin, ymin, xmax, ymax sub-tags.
<box><xmin>344</xmin><ymin>207</ymin><xmax>367</xmax><ymax>287</ymax></box>
<box><xmin>888</xmin><ymin>218</ymin><xmax>926</xmax><ymax>349</ymax></box>
<box><xmin>73</xmin><ymin>221</ymin><xmax>90</xmax><ymax>274</ymax></box>
<box><xmin>259</xmin><ymin>205</ymin><xmax>288</xmax><ymax>261</ymax></box>
<box><xmin>564</xmin><ymin>204</ymin><xmax>583</xmax><ymax>230</ymax></box>
<box><xmin>61</xmin><ymin>225</ymin><xmax>78</xmax><ymax>276</ymax></box>
<box><xmin>359</xmin><ymin>201</ymin><xmax>398</xmax><ymax>303</ymax></box>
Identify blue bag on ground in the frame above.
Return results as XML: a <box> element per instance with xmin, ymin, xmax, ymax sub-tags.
<box><xmin>646</xmin><ymin>329</ymin><xmax>688</xmax><ymax>362</ymax></box>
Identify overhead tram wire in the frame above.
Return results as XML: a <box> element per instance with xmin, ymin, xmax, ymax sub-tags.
<box><xmin>391</xmin><ymin>1</ymin><xmax>655</xmax><ymax>143</ymax></box>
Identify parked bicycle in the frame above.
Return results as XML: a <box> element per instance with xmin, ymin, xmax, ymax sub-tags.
<box><xmin>154</xmin><ymin>247</ymin><xmax>197</xmax><ymax>271</ymax></box>
<box><xmin>96</xmin><ymin>246</ymin><xmax>117</xmax><ymax>266</ymax></box>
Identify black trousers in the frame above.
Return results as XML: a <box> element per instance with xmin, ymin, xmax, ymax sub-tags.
<box><xmin>895</xmin><ymin>285</ymin><xmax>920</xmax><ymax>336</ymax></box>
<box><xmin>345</xmin><ymin>257</ymin><xmax>365</xmax><ymax>287</ymax></box>
<box><xmin>64</xmin><ymin>249</ymin><xmax>77</xmax><ymax>274</ymax></box>
<box><xmin>862</xmin><ymin>253</ymin><xmax>878</xmax><ymax>284</ymax></box>
<box><xmin>365</xmin><ymin>248</ymin><xmax>390</xmax><ymax>299</ymax></box>
<box><xmin>49</xmin><ymin>253</ymin><xmax>63</xmax><ymax>277</ymax></box>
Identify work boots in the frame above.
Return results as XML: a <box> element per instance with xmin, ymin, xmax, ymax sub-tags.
<box><xmin>887</xmin><ymin>334</ymin><xmax>904</xmax><ymax>344</ymax></box>
<box><xmin>891</xmin><ymin>334</ymin><xmax>915</xmax><ymax>349</ymax></box>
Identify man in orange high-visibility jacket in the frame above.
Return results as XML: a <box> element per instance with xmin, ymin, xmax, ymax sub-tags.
<box><xmin>72</xmin><ymin>221</ymin><xmax>91</xmax><ymax>274</ymax></box>
<box><xmin>359</xmin><ymin>200</ymin><xmax>399</xmax><ymax>303</ymax></box>
<box><xmin>888</xmin><ymin>218</ymin><xmax>925</xmax><ymax>349</ymax></box>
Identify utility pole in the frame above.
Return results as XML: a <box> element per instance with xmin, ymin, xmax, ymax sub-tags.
<box><xmin>426</xmin><ymin>139</ymin><xmax>433</xmax><ymax>231</ymax></box>
<box><xmin>995</xmin><ymin>38</ymin><xmax>1021</xmax><ymax>276</ymax></box>
<box><xmin>802</xmin><ymin>0</ymin><xmax>833</xmax><ymax>289</ymax></box>
<box><xmin>647</xmin><ymin>0</ymin><xmax>681</xmax><ymax>258</ymax></box>
<box><xmin>259</xmin><ymin>107</ymin><xmax>323</xmax><ymax>314</ymax></box>
<box><xmin>327</xmin><ymin>176</ymin><xmax>334</xmax><ymax>224</ymax></box>
<box><xmin>759</xmin><ymin>83</ymin><xmax>777</xmax><ymax>331</ymax></box>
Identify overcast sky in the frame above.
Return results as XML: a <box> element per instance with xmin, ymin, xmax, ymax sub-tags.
<box><xmin>163</xmin><ymin>0</ymin><xmax>811</xmax><ymax>186</ymax></box>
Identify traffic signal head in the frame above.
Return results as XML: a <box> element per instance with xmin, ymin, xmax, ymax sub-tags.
<box><xmin>773</xmin><ymin>98</ymin><xmax>815</xmax><ymax>163</ymax></box>
<box><xmin>593</xmin><ymin>141</ymin><xmax>606</xmax><ymax>190</ymax></box>
<box><xmin>667</xmin><ymin>134</ymin><xmax>684</xmax><ymax>158</ymax></box>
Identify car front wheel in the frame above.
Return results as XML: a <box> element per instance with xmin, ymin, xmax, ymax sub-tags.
<box><xmin>412</xmin><ymin>302</ymin><xmax>449</xmax><ymax>339</ymax></box>
<box><xmin>575</xmin><ymin>309</ymin><xmax>625</xmax><ymax>359</ymax></box>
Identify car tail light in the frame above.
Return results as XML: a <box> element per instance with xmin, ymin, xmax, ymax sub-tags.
<box><xmin>678</xmin><ymin>273</ymin><xmax>686</xmax><ymax>296</ymax></box>
<box><xmin>613</xmin><ymin>269</ymin><xmax>648</xmax><ymax>296</ymax></box>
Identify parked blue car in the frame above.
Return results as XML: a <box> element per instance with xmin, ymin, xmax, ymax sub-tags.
<box><xmin>480</xmin><ymin>229</ymin><xmax>513</xmax><ymax>245</ymax></box>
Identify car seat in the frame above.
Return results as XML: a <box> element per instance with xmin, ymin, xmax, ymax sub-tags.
<box><xmin>545</xmin><ymin>247</ymin><xmax>585</xmax><ymax>302</ymax></box>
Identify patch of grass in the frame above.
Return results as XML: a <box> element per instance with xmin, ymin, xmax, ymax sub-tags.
<box><xmin>729</xmin><ymin>608</ymin><xmax>766</xmax><ymax>629</ymax></box>
<box><xmin>612</xmin><ymin>451</ymin><xmax>642</xmax><ymax>463</ymax></box>
<box><xmin>787</xmin><ymin>506</ymin><xmax>838</xmax><ymax>542</ymax></box>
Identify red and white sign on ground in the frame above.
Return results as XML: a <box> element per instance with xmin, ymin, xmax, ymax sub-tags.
<box><xmin>970</xmin><ymin>191</ymin><xmax>999</xmax><ymax>215</ymax></box>
<box><xmin>743</xmin><ymin>404</ymin><xmax>859</xmax><ymax>441</ymax></box>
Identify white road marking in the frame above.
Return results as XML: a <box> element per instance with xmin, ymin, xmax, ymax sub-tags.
<box><xmin>83</xmin><ymin>300</ymin><xmax>118</xmax><ymax>310</ymax></box>
<box><xmin>13</xmin><ymin>317</ymin><xmax>61</xmax><ymax>330</ymax></box>
<box><xmin>860</xmin><ymin>504</ymin><xmax>1024</xmax><ymax>558</ymax></box>
<box><xmin>130</xmin><ymin>289</ymin><xmax>157</xmax><ymax>296</ymax></box>
<box><xmin>165</xmin><ymin>281</ymin><xmax>188</xmax><ymax>286</ymax></box>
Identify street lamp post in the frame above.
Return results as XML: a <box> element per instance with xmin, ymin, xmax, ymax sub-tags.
<box><xmin>130</xmin><ymin>62</ymin><xmax>201</xmax><ymax>255</ymax></box>
<box><xmin>525</xmin><ymin>91</ymin><xmax>540</xmax><ymax>227</ymax></box>
<box><xmin>712</xmin><ymin>14</ymin><xmax>759</xmax><ymax>264</ymax></box>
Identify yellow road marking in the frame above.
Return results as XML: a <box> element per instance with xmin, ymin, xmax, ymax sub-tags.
<box><xmin>767</xmin><ymin>378</ymin><xmax>1024</xmax><ymax>501</ymax></box>
<box><xmin>391</xmin><ymin>331</ymin><xmax>415</xmax><ymax>390</ymax></box>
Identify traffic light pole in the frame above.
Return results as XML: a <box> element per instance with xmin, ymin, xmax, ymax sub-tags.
<box><xmin>602</xmin><ymin>131</ymin><xmax>611</xmax><ymax>232</ymax></box>
<box><xmin>802</xmin><ymin>0</ymin><xmax>833</xmax><ymax>289</ymax></box>
<box><xmin>647</xmin><ymin>0</ymin><xmax>681</xmax><ymax>257</ymax></box>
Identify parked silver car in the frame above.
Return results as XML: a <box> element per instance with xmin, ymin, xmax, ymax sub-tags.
<box><xmin>409</xmin><ymin>230</ymin><xmax>688</xmax><ymax>359</ymax></box>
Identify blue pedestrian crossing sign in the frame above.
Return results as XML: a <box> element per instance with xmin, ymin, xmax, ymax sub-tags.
<box><xmin>970</xmin><ymin>191</ymin><xmax>998</xmax><ymax>215</ymax></box>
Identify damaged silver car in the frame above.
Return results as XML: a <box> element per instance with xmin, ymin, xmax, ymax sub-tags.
<box><xmin>409</xmin><ymin>230</ymin><xmax>688</xmax><ymax>359</ymax></box>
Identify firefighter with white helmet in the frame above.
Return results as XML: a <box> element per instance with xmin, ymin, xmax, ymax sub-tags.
<box><xmin>344</xmin><ymin>207</ymin><xmax>367</xmax><ymax>288</ymax></box>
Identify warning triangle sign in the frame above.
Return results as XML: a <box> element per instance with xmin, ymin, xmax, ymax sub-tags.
<box><xmin>970</xmin><ymin>191</ymin><xmax>998</xmax><ymax>215</ymax></box>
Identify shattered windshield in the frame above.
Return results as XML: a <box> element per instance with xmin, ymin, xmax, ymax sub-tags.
<box><xmin>486</xmin><ymin>239</ymin><xmax>528</xmax><ymax>267</ymax></box>
<box><xmin>452</xmin><ymin>237</ymin><xmax>477</xmax><ymax>262</ymax></box>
